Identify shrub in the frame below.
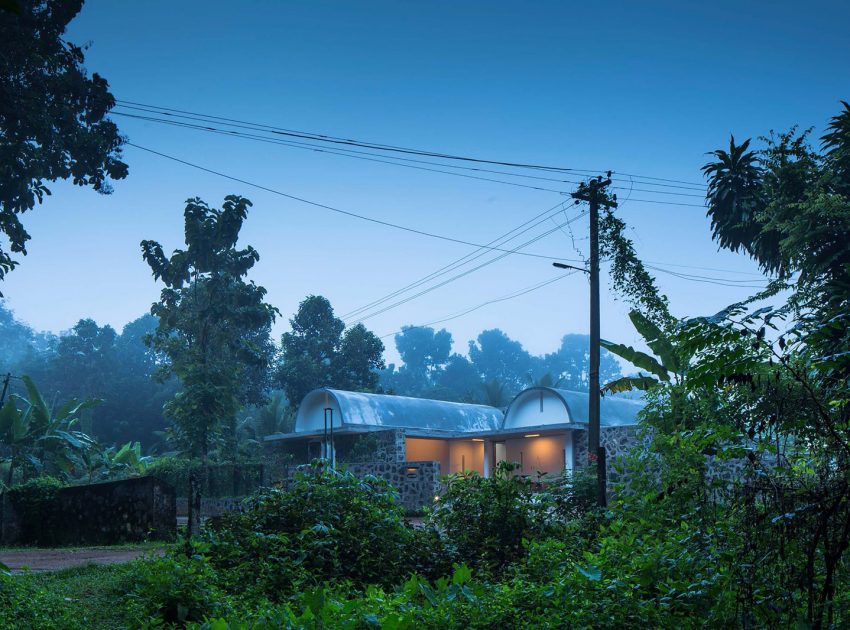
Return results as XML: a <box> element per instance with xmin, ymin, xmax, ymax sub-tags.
<box><xmin>0</xmin><ymin>570</ymin><xmax>79</xmax><ymax>629</ymax></box>
<box><xmin>145</xmin><ymin>456</ymin><xmax>198</xmax><ymax>496</ymax></box>
<box><xmin>429</xmin><ymin>461</ymin><xmax>585</xmax><ymax>574</ymax></box>
<box><xmin>340</xmin><ymin>433</ymin><xmax>379</xmax><ymax>463</ymax></box>
<box><xmin>8</xmin><ymin>476</ymin><xmax>65</xmax><ymax>546</ymax></box>
<box><xmin>203</xmin><ymin>461</ymin><xmax>449</xmax><ymax>598</ymax></box>
<box><xmin>124</xmin><ymin>554</ymin><xmax>229</xmax><ymax>625</ymax></box>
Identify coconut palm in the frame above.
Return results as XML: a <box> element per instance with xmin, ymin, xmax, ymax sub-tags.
<box><xmin>702</xmin><ymin>136</ymin><xmax>783</xmax><ymax>273</ymax></box>
<box><xmin>476</xmin><ymin>378</ymin><xmax>510</xmax><ymax>408</ymax></box>
<box><xmin>524</xmin><ymin>372</ymin><xmax>565</xmax><ymax>389</ymax></box>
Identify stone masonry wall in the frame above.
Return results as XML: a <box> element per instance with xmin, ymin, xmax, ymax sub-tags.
<box><xmin>2</xmin><ymin>476</ymin><xmax>176</xmax><ymax>546</ymax></box>
<box><xmin>572</xmin><ymin>425</ymin><xmax>641</xmax><ymax>482</ymax></box>
<box><xmin>345</xmin><ymin>460</ymin><xmax>439</xmax><ymax>512</ymax></box>
<box><xmin>265</xmin><ymin>459</ymin><xmax>440</xmax><ymax>513</ymax></box>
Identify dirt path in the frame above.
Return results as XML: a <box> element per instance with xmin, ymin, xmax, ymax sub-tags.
<box><xmin>0</xmin><ymin>547</ymin><xmax>163</xmax><ymax>573</ymax></box>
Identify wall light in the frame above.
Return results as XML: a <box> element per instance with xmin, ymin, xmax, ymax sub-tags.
<box><xmin>524</xmin><ymin>433</ymin><xmax>541</xmax><ymax>438</ymax></box>
<box><xmin>471</xmin><ymin>438</ymin><xmax>484</xmax><ymax>442</ymax></box>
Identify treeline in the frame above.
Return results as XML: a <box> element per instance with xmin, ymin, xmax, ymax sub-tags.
<box><xmin>0</xmin><ymin>295</ymin><xmax>622</xmax><ymax>454</ymax></box>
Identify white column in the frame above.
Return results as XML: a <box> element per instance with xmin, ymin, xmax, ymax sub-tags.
<box><xmin>564</xmin><ymin>432</ymin><xmax>574</xmax><ymax>473</ymax></box>
<box><xmin>483</xmin><ymin>439</ymin><xmax>491</xmax><ymax>478</ymax></box>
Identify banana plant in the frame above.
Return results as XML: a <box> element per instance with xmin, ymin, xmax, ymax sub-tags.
<box><xmin>600</xmin><ymin>310</ymin><xmax>688</xmax><ymax>395</ymax></box>
<box><xmin>109</xmin><ymin>441</ymin><xmax>153</xmax><ymax>475</ymax></box>
<box><xmin>0</xmin><ymin>376</ymin><xmax>101</xmax><ymax>487</ymax></box>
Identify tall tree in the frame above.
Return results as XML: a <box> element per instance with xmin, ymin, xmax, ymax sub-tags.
<box><xmin>381</xmin><ymin>326</ymin><xmax>454</xmax><ymax>397</ymax></box>
<box><xmin>468</xmin><ymin>329</ymin><xmax>533</xmax><ymax>395</ymax></box>
<box><xmin>277</xmin><ymin>295</ymin><xmax>385</xmax><ymax>406</ymax></box>
<box><xmin>142</xmin><ymin>195</ymin><xmax>277</xmax><ymax>460</ymax></box>
<box><xmin>541</xmin><ymin>333</ymin><xmax>621</xmax><ymax>392</ymax></box>
<box><xmin>434</xmin><ymin>354</ymin><xmax>481</xmax><ymax>402</ymax></box>
<box><xmin>0</xmin><ymin>0</ymin><xmax>127</xmax><ymax>290</ymax></box>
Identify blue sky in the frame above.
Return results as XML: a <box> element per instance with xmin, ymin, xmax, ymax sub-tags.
<box><xmin>3</xmin><ymin>0</ymin><xmax>848</xmax><ymax>363</ymax></box>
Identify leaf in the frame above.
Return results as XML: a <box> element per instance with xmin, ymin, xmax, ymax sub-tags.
<box><xmin>0</xmin><ymin>400</ymin><xmax>20</xmax><ymax>437</ymax></box>
<box><xmin>628</xmin><ymin>310</ymin><xmax>681</xmax><ymax>373</ymax></box>
<box><xmin>600</xmin><ymin>339</ymin><xmax>670</xmax><ymax>381</ymax></box>
<box><xmin>11</xmin><ymin>406</ymin><xmax>30</xmax><ymax>443</ymax></box>
<box><xmin>578</xmin><ymin>564</ymin><xmax>602</xmax><ymax>581</ymax></box>
<box><xmin>21</xmin><ymin>376</ymin><xmax>50</xmax><ymax>434</ymax></box>
<box><xmin>452</xmin><ymin>563</ymin><xmax>472</xmax><ymax>586</ymax></box>
<box><xmin>602</xmin><ymin>375</ymin><xmax>660</xmax><ymax>395</ymax></box>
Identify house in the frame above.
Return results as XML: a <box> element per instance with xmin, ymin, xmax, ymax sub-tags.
<box><xmin>263</xmin><ymin>386</ymin><xmax>644</xmax><ymax>509</ymax></box>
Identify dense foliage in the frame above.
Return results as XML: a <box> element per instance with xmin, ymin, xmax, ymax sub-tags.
<box><xmin>277</xmin><ymin>296</ymin><xmax>385</xmax><ymax>406</ymax></box>
<box><xmin>142</xmin><ymin>195</ymin><xmax>278</xmax><ymax>460</ymax></box>
<box><xmin>0</xmin><ymin>0</ymin><xmax>127</xmax><ymax>289</ymax></box>
<box><xmin>0</xmin><ymin>306</ymin><xmax>177</xmax><ymax>449</ymax></box>
<box><xmin>380</xmin><ymin>326</ymin><xmax>623</xmax><ymax>403</ymax></box>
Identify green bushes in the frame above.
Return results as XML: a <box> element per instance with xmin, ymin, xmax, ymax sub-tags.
<box><xmin>429</xmin><ymin>461</ymin><xmax>596</xmax><ymax>574</ymax></box>
<box><xmin>203</xmin><ymin>461</ymin><xmax>450</xmax><ymax>595</ymax></box>
<box><xmin>7</xmin><ymin>476</ymin><xmax>65</xmax><ymax>546</ymax></box>
<box><xmin>125</xmin><ymin>554</ymin><xmax>230</xmax><ymax>625</ymax></box>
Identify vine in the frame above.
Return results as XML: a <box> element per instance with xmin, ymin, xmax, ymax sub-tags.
<box><xmin>599</xmin><ymin>206</ymin><xmax>674</xmax><ymax>330</ymax></box>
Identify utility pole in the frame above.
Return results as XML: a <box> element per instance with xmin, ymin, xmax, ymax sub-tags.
<box><xmin>571</xmin><ymin>176</ymin><xmax>617</xmax><ymax>507</ymax></box>
<box><xmin>0</xmin><ymin>373</ymin><xmax>10</xmax><ymax>408</ymax></box>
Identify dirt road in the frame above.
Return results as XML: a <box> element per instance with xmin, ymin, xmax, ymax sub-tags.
<box><xmin>0</xmin><ymin>547</ymin><xmax>162</xmax><ymax>573</ymax></box>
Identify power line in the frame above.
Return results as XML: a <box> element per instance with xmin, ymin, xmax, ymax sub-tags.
<box><xmin>378</xmin><ymin>270</ymin><xmax>580</xmax><ymax>339</ymax></box>
<box><xmin>348</xmin><ymin>214</ymin><xmax>588</xmax><ymax>325</ymax></box>
<box><xmin>342</xmin><ymin>202</ymin><xmax>585</xmax><ymax>320</ymax></box>
<box><xmin>115</xmin><ymin>98</ymin><xmax>708</xmax><ymax>188</ymax></box>
<box><xmin>117</xmin><ymin>112</ymin><xmax>574</xmax><ymax>194</ymax></box>
<box><xmin>115</xmin><ymin>109</ymin><xmax>707</xmax><ymax>199</ymax></box>
<box><xmin>126</xmin><ymin>142</ymin><xmax>578</xmax><ymax>261</ymax></box>
<box><xmin>646</xmin><ymin>264</ymin><xmax>768</xmax><ymax>288</ymax></box>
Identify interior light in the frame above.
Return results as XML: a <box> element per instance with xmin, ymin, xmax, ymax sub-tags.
<box><xmin>471</xmin><ymin>438</ymin><xmax>484</xmax><ymax>442</ymax></box>
<box><xmin>524</xmin><ymin>433</ymin><xmax>540</xmax><ymax>438</ymax></box>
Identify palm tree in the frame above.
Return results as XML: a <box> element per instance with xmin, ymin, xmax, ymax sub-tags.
<box><xmin>702</xmin><ymin>136</ymin><xmax>781</xmax><ymax>273</ymax></box>
<box><xmin>476</xmin><ymin>379</ymin><xmax>510</xmax><ymax>408</ymax></box>
<box><xmin>524</xmin><ymin>372</ymin><xmax>565</xmax><ymax>389</ymax></box>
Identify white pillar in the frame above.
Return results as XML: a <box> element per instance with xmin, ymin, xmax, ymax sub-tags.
<box><xmin>564</xmin><ymin>432</ymin><xmax>574</xmax><ymax>473</ymax></box>
<box><xmin>483</xmin><ymin>439</ymin><xmax>491</xmax><ymax>478</ymax></box>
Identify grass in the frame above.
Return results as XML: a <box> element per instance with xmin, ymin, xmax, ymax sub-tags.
<box><xmin>2</xmin><ymin>563</ymin><xmax>136</xmax><ymax>630</ymax></box>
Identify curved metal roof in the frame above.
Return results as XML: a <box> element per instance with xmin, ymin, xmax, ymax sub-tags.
<box><xmin>294</xmin><ymin>388</ymin><xmax>504</xmax><ymax>433</ymax></box>
<box><xmin>504</xmin><ymin>387</ymin><xmax>644</xmax><ymax>427</ymax></box>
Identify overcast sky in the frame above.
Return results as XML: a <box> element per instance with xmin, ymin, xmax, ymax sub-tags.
<box><xmin>3</xmin><ymin>0</ymin><xmax>848</xmax><ymax>363</ymax></box>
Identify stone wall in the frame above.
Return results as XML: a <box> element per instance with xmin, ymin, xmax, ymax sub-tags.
<box><xmin>2</xmin><ymin>476</ymin><xmax>176</xmax><ymax>546</ymax></box>
<box><xmin>266</xmin><ymin>459</ymin><xmax>440</xmax><ymax>513</ymax></box>
<box><xmin>345</xmin><ymin>460</ymin><xmax>440</xmax><ymax>512</ymax></box>
<box><xmin>572</xmin><ymin>425</ymin><xmax>641</xmax><ymax>480</ymax></box>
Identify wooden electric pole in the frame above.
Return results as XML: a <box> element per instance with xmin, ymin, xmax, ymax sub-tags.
<box><xmin>0</xmin><ymin>373</ymin><xmax>10</xmax><ymax>408</ymax></box>
<box><xmin>571</xmin><ymin>176</ymin><xmax>617</xmax><ymax>507</ymax></box>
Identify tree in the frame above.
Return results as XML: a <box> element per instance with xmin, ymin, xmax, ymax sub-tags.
<box><xmin>379</xmin><ymin>326</ymin><xmax>454</xmax><ymax>397</ymax></box>
<box><xmin>0</xmin><ymin>0</ymin><xmax>128</xmax><ymax>290</ymax></box>
<box><xmin>540</xmin><ymin>333</ymin><xmax>621</xmax><ymax>392</ymax></box>
<box><xmin>468</xmin><ymin>329</ymin><xmax>533</xmax><ymax>395</ymax></box>
<box><xmin>277</xmin><ymin>296</ymin><xmax>384</xmax><ymax>407</ymax></box>
<box><xmin>395</xmin><ymin>326</ymin><xmax>452</xmax><ymax>377</ymax></box>
<box><xmin>435</xmin><ymin>354</ymin><xmax>481</xmax><ymax>402</ymax></box>
<box><xmin>142</xmin><ymin>195</ymin><xmax>277</xmax><ymax>460</ymax></box>
<box><xmin>0</xmin><ymin>375</ymin><xmax>99</xmax><ymax>486</ymax></box>
<box><xmin>476</xmin><ymin>378</ymin><xmax>511</xmax><ymax>408</ymax></box>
